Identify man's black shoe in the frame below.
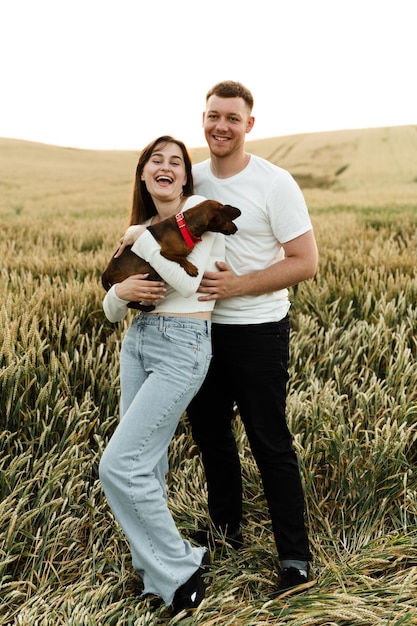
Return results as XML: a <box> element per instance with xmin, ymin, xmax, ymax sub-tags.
<box><xmin>271</xmin><ymin>564</ymin><xmax>314</xmax><ymax>598</ymax></box>
<box><xmin>190</xmin><ymin>525</ymin><xmax>243</xmax><ymax>550</ymax></box>
<box><xmin>279</xmin><ymin>566</ymin><xmax>308</xmax><ymax>590</ymax></box>
<box><xmin>172</xmin><ymin>551</ymin><xmax>210</xmax><ymax>615</ymax></box>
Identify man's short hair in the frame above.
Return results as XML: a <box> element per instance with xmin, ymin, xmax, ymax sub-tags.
<box><xmin>206</xmin><ymin>81</ymin><xmax>254</xmax><ymax>111</ymax></box>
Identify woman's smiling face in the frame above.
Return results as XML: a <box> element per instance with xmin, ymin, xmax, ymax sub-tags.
<box><xmin>141</xmin><ymin>142</ymin><xmax>187</xmax><ymax>202</ymax></box>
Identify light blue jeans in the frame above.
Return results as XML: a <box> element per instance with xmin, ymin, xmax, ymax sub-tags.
<box><xmin>99</xmin><ymin>313</ymin><xmax>211</xmax><ymax>605</ymax></box>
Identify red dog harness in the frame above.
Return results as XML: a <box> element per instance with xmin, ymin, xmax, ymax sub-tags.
<box><xmin>175</xmin><ymin>212</ymin><xmax>202</xmax><ymax>249</ymax></box>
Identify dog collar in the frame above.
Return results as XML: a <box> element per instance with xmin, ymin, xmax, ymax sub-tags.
<box><xmin>175</xmin><ymin>212</ymin><xmax>202</xmax><ymax>249</ymax></box>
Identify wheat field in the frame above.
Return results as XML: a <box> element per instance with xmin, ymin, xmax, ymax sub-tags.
<box><xmin>1</xmin><ymin>130</ymin><xmax>416</xmax><ymax>625</ymax></box>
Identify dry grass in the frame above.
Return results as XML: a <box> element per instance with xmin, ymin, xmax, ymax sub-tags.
<box><xmin>1</xmin><ymin>132</ymin><xmax>416</xmax><ymax>624</ymax></box>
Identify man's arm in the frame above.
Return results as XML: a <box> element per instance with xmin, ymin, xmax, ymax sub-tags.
<box><xmin>197</xmin><ymin>230</ymin><xmax>318</xmax><ymax>301</ymax></box>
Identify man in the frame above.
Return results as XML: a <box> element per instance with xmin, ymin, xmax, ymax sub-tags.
<box><xmin>187</xmin><ymin>81</ymin><xmax>318</xmax><ymax>595</ymax></box>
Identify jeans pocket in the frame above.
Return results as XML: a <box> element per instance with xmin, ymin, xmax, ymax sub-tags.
<box><xmin>163</xmin><ymin>325</ymin><xmax>199</xmax><ymax>349</ymax></box>
<box><xmin>202</xmin><ymin>351</ymin><xmax>213</xmax><ymax>380</ymax></box>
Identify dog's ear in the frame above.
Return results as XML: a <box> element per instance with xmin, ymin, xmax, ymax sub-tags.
<box><xmin>208</xmin><ymin>205</ymin><xmax>240</xmax><ymax>233</ymax></box>
<box><xmin>223</xmin><ymin>205</ymin><xmax>241</xmax><ymax>219</ymax></box>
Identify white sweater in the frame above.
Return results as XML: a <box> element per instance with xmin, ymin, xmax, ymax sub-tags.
<box><xmin>103</xmin><ymin>195</ymin><xmax>225</xmax><ymax>322</ymax></box>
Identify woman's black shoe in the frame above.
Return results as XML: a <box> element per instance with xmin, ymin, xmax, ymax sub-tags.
<box><xmin>172</xmin><ymin>551</ymin><xmax>210</xmax><ymax>615</ymax></box>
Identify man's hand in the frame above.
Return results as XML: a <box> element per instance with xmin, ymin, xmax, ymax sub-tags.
<box><xmin>197</xmin><ymin>261</ymin><xmax>242</xmax><ymax>301</ymax></box>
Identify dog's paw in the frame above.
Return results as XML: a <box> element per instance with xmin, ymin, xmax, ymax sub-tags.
<box><xmin>182</xmin><ymin>261</ymin><xmax>199</xmax><ymax>277</ymax></box>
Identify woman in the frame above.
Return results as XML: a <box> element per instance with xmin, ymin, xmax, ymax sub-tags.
<box><xmin>99</xmin><ymin>136</ymin><xmax>221</xmax><ymax>614</ymax></box>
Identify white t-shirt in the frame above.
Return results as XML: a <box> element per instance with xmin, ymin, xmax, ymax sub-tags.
<box><xmin>193</xmin><ymin>155</ymin><xmax>313</xmax><ymax>324</ymax></box>
<box><xmin>102</xmin><ymin>195</ymin><xmax>225</xmax><ymax>323</ymax></box>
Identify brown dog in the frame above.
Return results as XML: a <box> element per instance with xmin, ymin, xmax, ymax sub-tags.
<box><xmin>102</xmin><ymin>199</ymin><xmax>241</xmax><ymax>311</ymax></box>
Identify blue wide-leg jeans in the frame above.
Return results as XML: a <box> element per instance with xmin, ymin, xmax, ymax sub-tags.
<box><xmin>99</xmin><ymin>313</ymin><xmax>211</xmax><ymax>605</ymax></box>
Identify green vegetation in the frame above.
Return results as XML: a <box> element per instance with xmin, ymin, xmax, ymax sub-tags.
<box><xmin>1</xmin><ymin>134</ymin><xmax>416</xmax><ymax>624</ymax></box>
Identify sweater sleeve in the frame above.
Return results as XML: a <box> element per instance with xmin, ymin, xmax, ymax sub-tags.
<box><xmin>103</xmin><ymin>284</ymin><xmax>130</xmax><ymax>323</ymax></box>
<box><xmin>131</xmin><ymin>229</ymin><xmax>218</xmax><ymax>298</ymax></box>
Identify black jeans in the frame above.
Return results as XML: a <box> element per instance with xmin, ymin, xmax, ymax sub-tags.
<box><xmin>187</xmin><ymin>317</ymin><xmax>312</xmax><ymax>561</ymax></box>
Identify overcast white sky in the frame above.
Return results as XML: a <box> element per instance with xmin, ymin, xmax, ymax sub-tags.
<box><xmin>1</xmin><ymin>0</ymin><xmax>415</xmax><ymax>151</ymax></box>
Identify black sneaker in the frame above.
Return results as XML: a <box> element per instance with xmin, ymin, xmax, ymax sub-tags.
<box><xmin>172</xmin><ymin>551</ymin><xmax>210</xmax><ymax>615</ymax></box>
<box><xmin>271</xmin><ymin>565</ymin><xmax>312</xmax><ymax>598</ymax></box>
<box><xmin>190</xmin><ymin>525</ymin><xmax>243</xmax><ymax>550</ymax></box>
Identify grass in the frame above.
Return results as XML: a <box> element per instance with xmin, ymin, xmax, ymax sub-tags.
<box><xmin>1</xmin><ymin>135</ymin><xmax>417</xmax><ymax>624</ymax></box>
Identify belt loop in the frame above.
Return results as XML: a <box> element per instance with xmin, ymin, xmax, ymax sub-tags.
<box><xmin>158</xmin><ymin>315</ymin><xmax>164</xmax><ymax>331</ymax></box>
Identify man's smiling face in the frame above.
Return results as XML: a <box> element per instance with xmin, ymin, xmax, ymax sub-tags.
<box><xmin>203</xmin><ymin>95</ymin><xmax>254</xmax><ymax>158</ymax></box>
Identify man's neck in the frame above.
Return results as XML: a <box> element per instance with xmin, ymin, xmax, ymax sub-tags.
<box><xmin>210</xmin><ymin>151</ymin><xmax>251</xmax><ymax>179</ymax></box>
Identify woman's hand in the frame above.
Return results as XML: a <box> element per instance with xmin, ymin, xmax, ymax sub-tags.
<box><xmin>115</xmin><ymin>225</ymin><xmax>147</xmax><ymax>257</ymax></box>
<box><xmin>114</xmin><ymin>274</ymin><xmax>166</xmax><ymax>304</ymax></box>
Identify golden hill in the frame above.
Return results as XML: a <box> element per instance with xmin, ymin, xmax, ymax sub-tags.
<box><xmin>193</xmin><ymin>125</ymin><xmax>417</xmax><ymax>208</ymax></box>
<box><xmin>1</xmin><ymin>125</ymin><xmax>416</xmax><ymax>216</ymax></box>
